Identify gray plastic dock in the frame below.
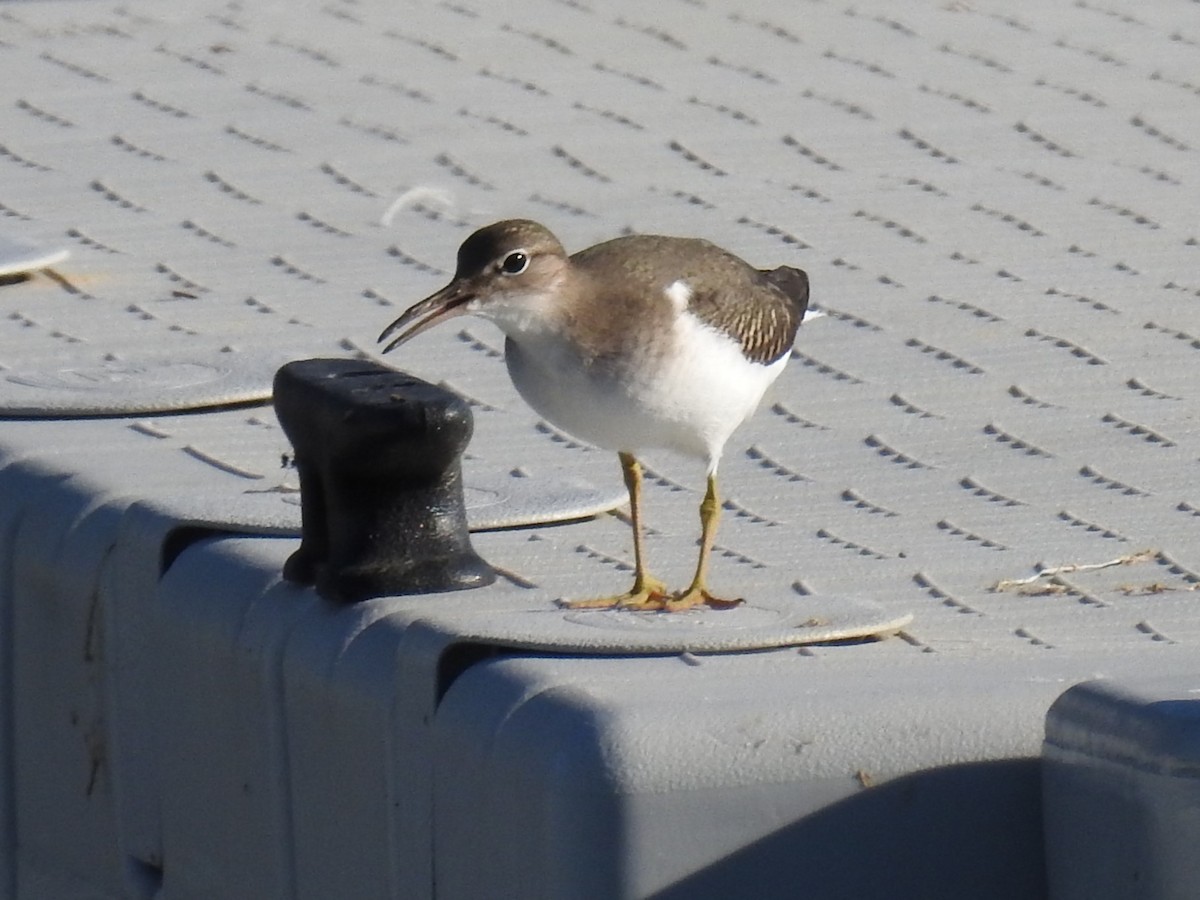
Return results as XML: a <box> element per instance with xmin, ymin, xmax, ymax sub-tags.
<box><xmin>2</xmin><ymin>0</ymin><xmax>1199</xmax><ymax>897</ymax></box>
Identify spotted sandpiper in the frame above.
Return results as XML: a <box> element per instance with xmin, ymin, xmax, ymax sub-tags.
<box><xmin>379</xmin><ymin>219</ymin><xmax>809</xmax><ymax>611</ymax></box>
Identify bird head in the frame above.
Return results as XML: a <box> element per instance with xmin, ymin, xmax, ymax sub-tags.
<box><xmin>378</xmin><ymin>219</ymin><xmax>569</xmax><ymax>353</ymax></box>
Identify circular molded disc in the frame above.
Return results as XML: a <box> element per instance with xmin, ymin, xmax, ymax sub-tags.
<box><xmin>432</xmin><ymin>595</ymin><xmax>913</xmax><ymax>654</ymax></box>
<box><xmin>204</xmin><ymin>472</ymin><xmax>626</xmax><ymax>532</ymax></box>
<box><xmin>141</xmin><ymin>468</ymin><xmax>628</xmax><ymax>536</ymax></box>
<box><xmin>0</xmin><ymin>234</ymin><xmax>68</xmax><ymax>277</ymax></box>
<box><xmin>0</xmin><ymin>352</ymin><xmax>289</xmax><ymax>417</ymax></box>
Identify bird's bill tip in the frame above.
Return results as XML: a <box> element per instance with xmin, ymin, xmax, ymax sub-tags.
<box><xmin>377</xmin><ymin>282</ymin><xmax>471</xmax><ymax>353</ymax></box>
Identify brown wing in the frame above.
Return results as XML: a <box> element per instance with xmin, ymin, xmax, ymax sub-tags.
<box><xmin>572</xmin><ymin>235</ymin><xmax>810</xmax><ymax>365</ymax></box>
<box><xmin>691</xmin><ymin>264</ymin><xmax>809</xmax><ymax>364</ymax></box>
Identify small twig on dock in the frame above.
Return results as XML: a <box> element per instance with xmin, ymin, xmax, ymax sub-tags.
<box><xmin>991</xmin><ymin>549</ymin><xmax>1156</xmax><ymax>592</ymax></box>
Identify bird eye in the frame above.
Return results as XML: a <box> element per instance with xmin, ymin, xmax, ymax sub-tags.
<box><xmin>500</xmin><ymin>250</ymin><xmax>529</xmax><ymax>275</ymax></box>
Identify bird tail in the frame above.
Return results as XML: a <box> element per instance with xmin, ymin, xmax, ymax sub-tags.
<box><xmin>761</xmin><ymin>266</ymin><xmax>810</xmax><ymax>318</ymax></box>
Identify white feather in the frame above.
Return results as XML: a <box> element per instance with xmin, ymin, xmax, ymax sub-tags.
<box><xmin>664</xmin><ymin>279</ymin><xmax>692</xmax><ymax>313</ymax></box>
<box><xmin>501</xmin><ymin>309</ymin><xmax>786</xmax><ymax>475</ymax></box>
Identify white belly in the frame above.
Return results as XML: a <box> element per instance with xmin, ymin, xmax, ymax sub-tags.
<box><xmin>504</xmin><ymin>311</ymin><xmax>788</xmax><ymax>472</ymax></box>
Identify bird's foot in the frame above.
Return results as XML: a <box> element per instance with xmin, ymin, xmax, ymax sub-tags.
<box><xmin>663</xmin><ymin>586</ymin><xmax>744</xmax><ymax>612</ymax></box>
<box><xmin>558</xmin><ymin>576</ymin><xmax>671</xmax><ymax>611</ymax></box>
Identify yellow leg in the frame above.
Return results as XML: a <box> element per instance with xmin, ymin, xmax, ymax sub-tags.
<box><xmin>665</xmin><ymin>474</ymin><xmax>742</xmax><ymax>611</ymax></box>
<box><xmin>559</xmin><ymin>452</ymin><xmax>670</xmax><ymax>610</ymax></box>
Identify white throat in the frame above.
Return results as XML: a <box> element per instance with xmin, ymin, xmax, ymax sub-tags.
<box><xmin>472</xmin><ymin>284</ymin><xmax>567</xmax><ymax>341</ymax></box>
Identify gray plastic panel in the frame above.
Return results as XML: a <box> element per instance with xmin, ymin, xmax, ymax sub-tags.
<box><xmin>0</xmin><ymin>0</ymin><xmax>1196</xmax><ymax>619</ymax></box>
<box><xmin>1</xmin><ymin>0</ymin><xmax>1200</xmax><ymax>897</ymax></box>
<box><xmin>1044</xmin><ymin>678</ymin><xmax>1200</xmax><ymax>900</ymax></box>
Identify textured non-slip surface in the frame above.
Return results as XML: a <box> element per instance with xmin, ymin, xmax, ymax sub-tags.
<box><xmin>3</xmin><ymin>0</ymin><xmax>1199</xmax><ymax>652</ymax></box>
<box><xmin>4</xmin><ymin>2</ymin><xmax>1200</xmax><ymax>897</ymax></box>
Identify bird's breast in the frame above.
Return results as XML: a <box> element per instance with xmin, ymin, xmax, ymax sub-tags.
<box><xmin>503</xmin><ymin>311</ymin><xmax>788</xmax><ymax>466</ymax></box>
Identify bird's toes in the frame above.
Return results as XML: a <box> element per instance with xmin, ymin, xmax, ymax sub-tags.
<box><xmin>664</xmin><ymin>588</ymin><xmax>744</xmax><ymax>612</ymax></box>
<box><xmin>616</xmin><ymin>583</ymin><xmax>672</xmax><ymax>610</ymax></box>
<box><xmin>558</xmin><ymin>580</ymin><xmax>671</xmax><ymax>611</ymax></box>
<box><xmin>557</xmin><ymin>595</ymin><xmax>624</xmax><ymax>610</ymax></box>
